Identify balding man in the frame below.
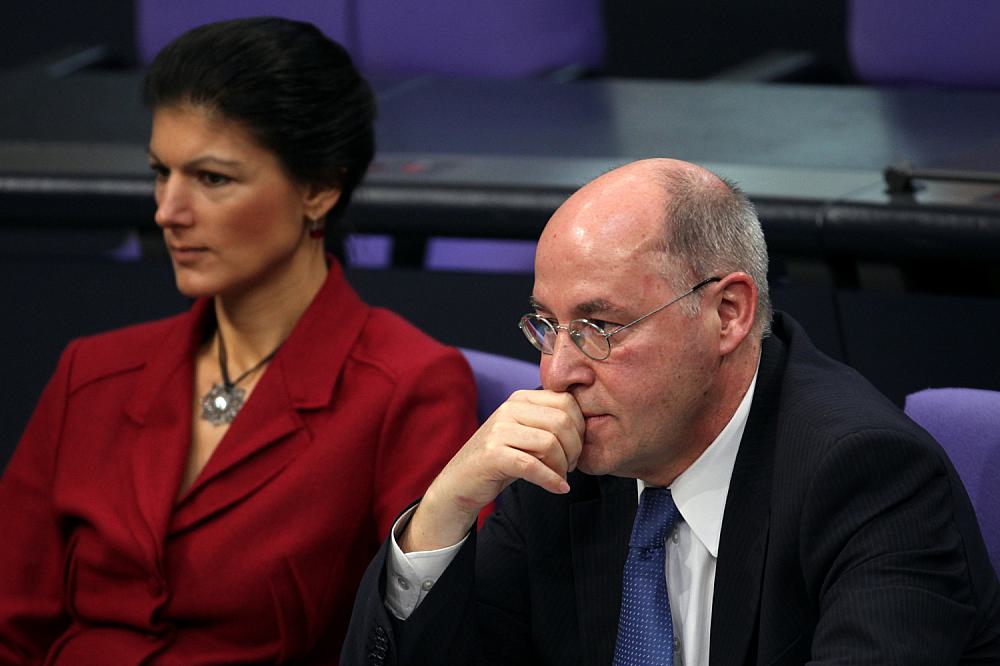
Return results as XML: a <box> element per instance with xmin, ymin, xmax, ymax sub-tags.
<box><xmin>343</xmin><ymin>159</ymin><xmax>1000</xmax><ymax>665</ymax></box>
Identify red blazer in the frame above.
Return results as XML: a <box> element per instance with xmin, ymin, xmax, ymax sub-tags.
<box><xmin>0</xmin><ymin>262</ymin><xmax>478</xmax><ymax>664</ymax></box>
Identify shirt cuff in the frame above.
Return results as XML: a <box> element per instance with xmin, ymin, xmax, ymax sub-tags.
<box><xmin>384</xmin><ymin>504</ymin><xmax>468</xmax><ymax>620</ymax></box>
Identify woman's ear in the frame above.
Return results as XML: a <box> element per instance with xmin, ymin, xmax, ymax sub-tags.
<box><xmin>714</xmin><ymin>272</ymin><xmax>757</xmax><ymax>356</ymax></box>
<box><xmin>302</xmin><ymin>183</ymin><xmax>342</xmax><ymax>222</ymax></box>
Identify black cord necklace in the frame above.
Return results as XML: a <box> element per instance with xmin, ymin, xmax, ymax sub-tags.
<box><xmin>200</xmin><ymin>330</ymin><xmax>281</xmax><ymax>426</ymax></box>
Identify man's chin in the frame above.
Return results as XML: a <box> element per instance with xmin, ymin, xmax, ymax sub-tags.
<box><xmin>575</xmin><ymin>446</ymin><xmax>616</xmax><ymax>477</ymax></box>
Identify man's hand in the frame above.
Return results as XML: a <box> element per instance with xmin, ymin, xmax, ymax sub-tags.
<box><xmin>399</xmin><ymin>389</ymin><xmax>584</xmax><ymax>552</ymax></box>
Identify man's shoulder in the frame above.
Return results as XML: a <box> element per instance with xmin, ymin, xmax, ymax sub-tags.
<box><xmin>750</xmin><ymin>312</ymin><xmax>947</xmax><ymax>495</ymax></box>
<box><xmin>765</xmin><ymin>312</ymin><xmax>918</xmax><ymax>439</ymax></box>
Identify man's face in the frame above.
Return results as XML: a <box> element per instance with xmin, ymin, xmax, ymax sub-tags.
<box><xmin>530</xmin><ymin>171</ymin><xmax>721</xmax><ymax>484</ymax></box>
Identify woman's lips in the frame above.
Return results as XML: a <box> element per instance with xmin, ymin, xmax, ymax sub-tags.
<box><xmin>168</xmin><ymin>245</ymin><xmax>208</xmax><ymax>263</ymax></box>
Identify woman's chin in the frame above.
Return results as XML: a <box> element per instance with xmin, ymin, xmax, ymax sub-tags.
<box><xmin>172</xmin><ymin>275</ymin><xmax>219</xmax><ymax>300</ymax></box>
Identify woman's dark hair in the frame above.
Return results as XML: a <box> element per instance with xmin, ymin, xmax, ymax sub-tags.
<box><xmin>142</xmin><ymin>17</ymin><xmax>376</xmax><ymax>256</ymax></box>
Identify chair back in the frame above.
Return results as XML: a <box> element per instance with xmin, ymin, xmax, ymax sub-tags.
<box><xmin>135</xmin><ymin>0</ymin><xmax>604</xmax><ymax>78</ymax></box>
<box><xmin>459</xmin><ymin>348</ymin><xmax>539</xmax><ymax>422</ymax></box>
<box><xmin>904</xmin><ymin>387</ymin><xmax>1000</xmax><ymax>573</ymax></box>
<box><xmin>848</xmin><ymin>0</ymin><xmax>1000</xmax><ymax>88</ymax></box>
<box><xmin>136</xmin><ymin>1</ymin><xmax>354</xmax><ymax>66</ymax></box>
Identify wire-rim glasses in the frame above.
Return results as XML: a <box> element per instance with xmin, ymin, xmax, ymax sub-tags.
<box><xmin>518</xmin><ymin>276</ymin><xmax>721</xmax><ymax>361</ymax></box>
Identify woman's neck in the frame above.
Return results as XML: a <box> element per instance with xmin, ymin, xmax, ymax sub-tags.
<box><xmin>212</xmin><ymin>248</ymin><xmax>329</xmax><ymax>369</ymax></box>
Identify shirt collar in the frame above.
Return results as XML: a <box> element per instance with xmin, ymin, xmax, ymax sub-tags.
<box><xmin>638</xmin><ymin>366</ymin><xmax>759</xmax><ymax>558</ymax></box>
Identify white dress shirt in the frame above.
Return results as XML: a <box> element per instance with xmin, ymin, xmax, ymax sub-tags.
<box><xmin>643</xmin><ymin>368</ymin><xmax>756</xmax><ymax>666</ymax></box>
<box><xmin>386</xmin><ymin>370</ymin><xmax>758</xmax><ymax>666</ymax></box>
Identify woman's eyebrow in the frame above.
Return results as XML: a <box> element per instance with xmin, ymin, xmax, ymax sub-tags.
<box><xmin>145</xmin><ymin>148</ymin><xmax>240</xmax><ymax>170</ymax></box>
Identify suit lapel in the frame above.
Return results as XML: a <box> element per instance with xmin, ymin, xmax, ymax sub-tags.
<box><xmin>571</xmin><ymin>475</ymin><xmax>636</xmax><ymax>666</ymax></box>
<box><xmin>709</xmin><ymin>336</ymin><xmax>785</xmax><ymax>666</ymax></box>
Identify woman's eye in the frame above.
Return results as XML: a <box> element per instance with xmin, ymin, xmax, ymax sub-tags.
<box><xmin>199</xmin><ymin>171</ymin><xmax>232</xmax><ymax>187</ymax></box>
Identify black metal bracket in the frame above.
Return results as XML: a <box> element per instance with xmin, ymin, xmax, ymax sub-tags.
<box><xmin>884</xmin><ymin>161</ymin><xmax>1000</xmax><ymax>195</ymax></box>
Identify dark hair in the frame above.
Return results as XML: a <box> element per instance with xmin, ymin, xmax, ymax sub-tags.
<box><xmin>142</xmin><ymin>17</ymin><xmax>376</xmax><ymax>255</ymax></box>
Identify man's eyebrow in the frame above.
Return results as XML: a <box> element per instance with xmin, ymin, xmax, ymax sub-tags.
<box><xmin>528</xmin><ymin>296</ymin><xmax>628</xmax><ymax>319</ymax></box>
<box><xmin>575</xmin><ymin>298</ymin><xmax>625</xmax><ymax>319</ymax></box>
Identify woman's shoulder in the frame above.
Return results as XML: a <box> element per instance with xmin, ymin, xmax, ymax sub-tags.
<box><xmin>350</xmin><ymin>306</ymin><xmax>469</xmax><ymax>380</ymax></box>
<box><xmin>62</xmin><ymin>311</ymin><xmax>191</xmax><ymax>388</ymax></box>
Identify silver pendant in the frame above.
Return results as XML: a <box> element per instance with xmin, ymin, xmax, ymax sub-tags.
<box><xmin>200</xmin><ymin>383</ymin><xmax>245</xmax><ymax>426</ymax></box>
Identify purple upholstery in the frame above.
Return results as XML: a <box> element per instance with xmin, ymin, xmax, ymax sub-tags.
<box><xmin>344</xmin><ymin>233</ymin><xmax>393</xmax><ymax>268</ymax></box>
<box><xmin>355</xmin><ymin>1</ymin><xmax>604</xmax><ymax>78</ymax></box>
<box><xmin>425</xmin><ymin>238</ymin><xmax>536</xmax><ymax>273</ymax></box>
<box><xmin>904</xmin><ymin>388</ymin><xmax>1000</xmax><ymax>574</ymax></box>
<box><xmin>459</xmin><ymin>348</ymin><xmax>539</xmax><ymax>422</ymax></box>
<box><xmin>849</xmin><ymin>1</ymin><xmax>1000</xmax><ymax>88</ymax></box>
<box><xmin>136</xmin><ymin>1</ymin><xmax>353</xmax><ymax>65</ymax></box>
<box><xmin>135</xmin><ymin>1</ymin><xmax>604</xmax><ymax>78</ymax></box>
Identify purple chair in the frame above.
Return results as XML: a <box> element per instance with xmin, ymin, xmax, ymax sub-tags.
<box><xmin>135</xmin><ymin>1</ymin><xmax>604</xmax><ymax>78</ymax></box>
<box><xmin>904</xmin><ymin>388</ymin><xmax>1000</xmax><ymax>574</ymax></box>
<box><xmin>136</xmin><ymin>1</ymin><xmax>354</xmax><ymax>66</ymax></box>
<box><xmin>425</xmin><ymin>238</ymin><xmax>536</xmax><ymax>274</ymax></box>
<box><xmin>355</xmin><ymin>0</ymin><xmax>603</xmax><ymax>78</ymax></box>
<box><xmin>459</xmin><ymin>348</ymin><xmax>539</xmax><ymax>423</ymax></box>
<box><xmin>848</xmin><ymin>0</ymin><xmax>1000</xmax><ymax>88</ymax></box>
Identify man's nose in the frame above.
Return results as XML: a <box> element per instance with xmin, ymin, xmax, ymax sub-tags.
<box><xmin>541</xmin><ymin>329</ymin><xmax>594</xmax><ymax>392</ymax></box>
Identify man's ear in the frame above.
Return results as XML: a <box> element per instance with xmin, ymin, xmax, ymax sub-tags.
<box><xmin>302</xmin><ymin>183</ymin><xmax>342</xmax><ymax>221</ymax></box>
<box><xmin>714</xmin><ymin>272</ymin><xmax>757</xmax><ymax>356</ymax></box>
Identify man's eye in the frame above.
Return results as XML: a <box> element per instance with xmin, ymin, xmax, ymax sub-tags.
<box><xmin>149</xmin><ymin>164</ymin><xmax>168</xmax><ymax>180</ymax></box>
<box><xmin>589</xmin><ymin>319</ymin><xmax>619</xmax><ymax>333</ymax></box>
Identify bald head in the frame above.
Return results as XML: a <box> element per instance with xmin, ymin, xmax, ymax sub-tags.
<box><xmin>538</xmin><ymin>158</ymin><xmax>772</xmax><ymax>337</ymax></box>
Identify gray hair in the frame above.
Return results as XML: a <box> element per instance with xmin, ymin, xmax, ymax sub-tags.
<box><xmin>654</xmin><ymin>167</ymin><xmax>772</xmax><ymax>338</ymax></box>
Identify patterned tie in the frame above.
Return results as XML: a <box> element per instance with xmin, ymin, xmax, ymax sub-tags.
<box><xmin>613</xmin><ymin>487</ymin><xmax>680</xmax><ymax>666</ymax></box>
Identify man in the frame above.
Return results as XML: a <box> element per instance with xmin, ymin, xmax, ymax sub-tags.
<box><xmin>343</xmin><ymin>159</ymin><xmax>1000</xmax><ymax>665</ymax></box>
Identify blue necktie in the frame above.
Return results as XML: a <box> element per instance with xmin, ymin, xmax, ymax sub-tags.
<box><xmin>613</xmin><ymin>487</ymin><xmax>680</xmax><ymax>666</ymax></box>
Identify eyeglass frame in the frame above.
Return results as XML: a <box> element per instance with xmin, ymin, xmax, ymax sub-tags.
<box><xmin>518</xmin><ymin>276</ymin><xmax>722</xmax><ymax>361</ymax></box>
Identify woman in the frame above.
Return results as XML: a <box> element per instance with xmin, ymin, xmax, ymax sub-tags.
<box><xmin>0</xmin><ymin>18</ymin><xmax>478</xmax><ymax>663</ymax></box>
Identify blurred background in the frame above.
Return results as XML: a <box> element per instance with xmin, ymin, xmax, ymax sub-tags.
<box><xmin>2</xmin><ymin>0</ymin><xmax>999</xmax><ymax>466</ymax></box>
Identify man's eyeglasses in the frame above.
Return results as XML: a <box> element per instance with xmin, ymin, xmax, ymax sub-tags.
<box><xmin>518</xmin><ymin>276</ymin><xmax>721</xmax><ymax>361</ymax></box>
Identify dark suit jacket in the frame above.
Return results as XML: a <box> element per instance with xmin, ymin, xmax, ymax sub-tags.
<box><xmin>343</xmin><ymin>313</ymin><xmax>1000</xmax><ymax>665</ymax></box>
<box><xmin>0</xmin><ymin>262</ymin><xmax>479</xmax><ymax>664</ymax></box>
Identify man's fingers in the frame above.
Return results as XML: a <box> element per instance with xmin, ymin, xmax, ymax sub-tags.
<box><xmin>496</xmin><ymin>391</ymin><xmax>584</xmax><ymax>472</ymax></box>
<box><xmin>509</xmin><ymin>389</ymin><xmax>586</xmax><ymax>436</ymax></box>
<box><xmin>487</xmin><ymin>420</ymin><xmax>572</xmax><ymax>479</ymax></box>
<box><xmin>502</xmin><ymin>448</ymin><xmax>571</xmax><ymax>495</ymax></box>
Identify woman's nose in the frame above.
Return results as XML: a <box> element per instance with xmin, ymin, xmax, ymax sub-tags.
<box><xmin>154</xmin><ymin>176</ymin><xmax>194</xmax><ymax>228</ymax></box>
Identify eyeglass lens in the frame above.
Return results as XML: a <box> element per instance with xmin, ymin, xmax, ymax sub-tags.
<box><xmin>519</xmin><ymin>316</ymin><xmax>611</xmax><ymax>360</ymax></box>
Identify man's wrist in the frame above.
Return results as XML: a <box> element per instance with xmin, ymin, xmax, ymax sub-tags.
<box><xmin>399</xmin><ymin>486</ymin><xmax>479</xmax><ymax>553</ymax></box>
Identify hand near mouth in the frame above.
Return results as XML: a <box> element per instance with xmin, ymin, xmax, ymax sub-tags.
<box><xmin>399</xmin><ymin>389</ymin><xmax>584</xmax><ymax>553</ymax></box>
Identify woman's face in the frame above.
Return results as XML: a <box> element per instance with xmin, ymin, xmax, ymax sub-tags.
<box><xmin>148</xmin><ymin>104</ymin><xmax>332</xmax><ymax>300</ymax></box>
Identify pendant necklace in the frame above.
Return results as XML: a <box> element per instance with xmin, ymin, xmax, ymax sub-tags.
<box><xmin>200</xmin><ymin>330</ymin><xmax>281</xmax><ymax>426</ymax></box>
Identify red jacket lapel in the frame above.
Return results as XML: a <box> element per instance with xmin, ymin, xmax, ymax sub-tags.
<box><xmin>169</xmin><ymin>262</ymin><xmax>371</xmax><ymax>534</ymax></box>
